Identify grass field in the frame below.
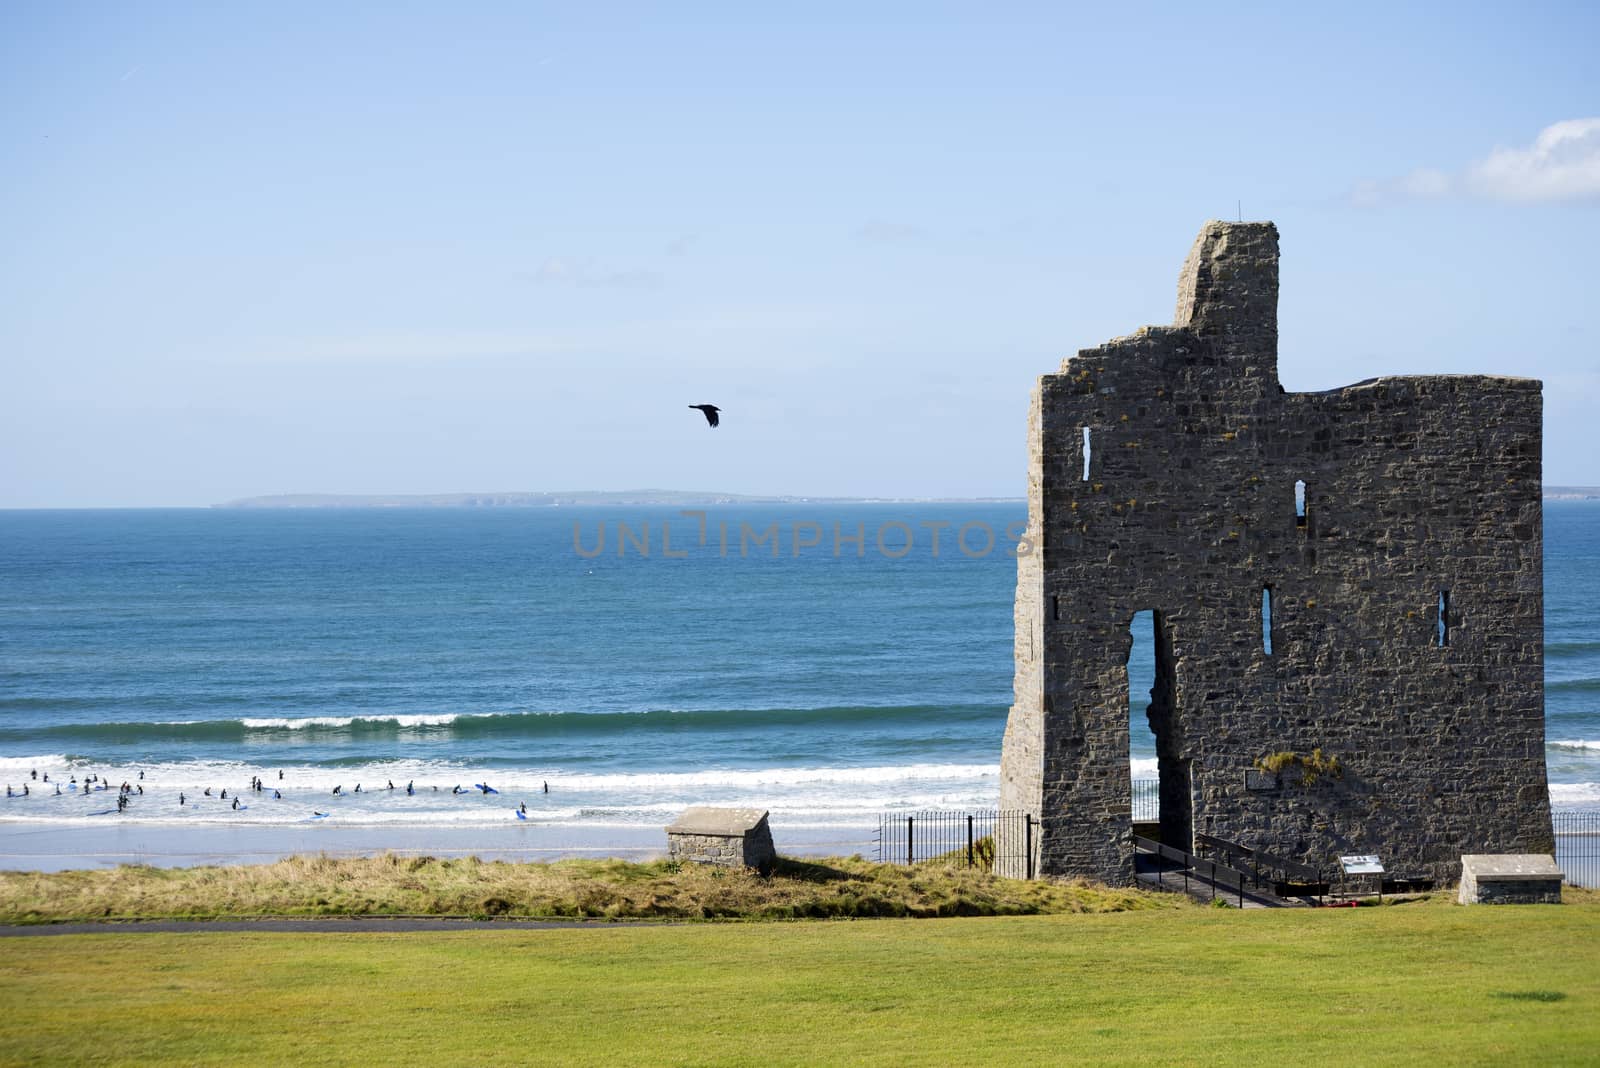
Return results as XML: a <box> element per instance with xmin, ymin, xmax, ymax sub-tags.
<box><xmin>3</xmin><ymin>901</ymin><xmax>1598</xmax><ymax>1066</ymax></box>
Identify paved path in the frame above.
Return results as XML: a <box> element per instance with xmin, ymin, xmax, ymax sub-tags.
<box><xmin>0</xmin><ymin>917</ymin><xmax>669</xmax><ymax>937</ymax></box>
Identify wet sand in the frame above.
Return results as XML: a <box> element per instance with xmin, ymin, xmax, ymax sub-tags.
<box><xmin>0</xmin><ymin>820</ymin><xmax>877</xmax><ymax>872</ymax></box>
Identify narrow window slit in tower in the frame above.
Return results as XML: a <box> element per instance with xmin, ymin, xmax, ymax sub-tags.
<box><xmin>1295</xmin><ymin>480</ymin><xmax>1307</xmax><ymax>528</ymax></box>
<box><xmin>1261</xmin><ymin>586</ymin><xmax>1274</xmax><ymax>655</ymax></box>
<box><xmin>1081</xmin><ymin>427</ymin><xmax>1092</xmax><ymax>481</ymax></box>
<box><xmin>1437</xmin><ymin>590</ymin><xmax>1450</xmax><ymax>647</ymax></box>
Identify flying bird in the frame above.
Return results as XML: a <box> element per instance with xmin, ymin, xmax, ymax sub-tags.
<box><xmin>688</xmin><ymin>404</ymin><xmax>721</xmax><ymax>428</ymax></box>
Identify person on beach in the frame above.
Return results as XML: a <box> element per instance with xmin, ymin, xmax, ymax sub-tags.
<box><xmin>179</xmin><ymin>792</ymin><xmax>185</xmax><ymax>805</ymax></box>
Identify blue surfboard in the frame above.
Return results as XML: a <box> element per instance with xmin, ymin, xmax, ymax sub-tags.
<box><xmin>475</xmin><ymin>784</ymin><xmax>498</xmax><ymax>794</ymax></box>
<box><xmin>514</xmin><ymin>809</ymin><xmax>527</xmax><ymax>820</ymax></box>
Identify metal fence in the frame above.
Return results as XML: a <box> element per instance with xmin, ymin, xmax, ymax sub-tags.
<box><xmin>876</xmin><ymin>803</ymin><xmax>1596</xmax><ymax>889</ymax></box>
<box><xmin>1555</xmin><ymin>811</ymin><xmax>1599</xmax><ymax>888</ymax></box>
<box><xmin>1132</xmin><ymin>779</ymin><xmax>1159</xmax><ymax>822</ymax></box>
<box><xmin>875</xmin><ymin>810</ymin><xmax>1035</xmax><ymax>876</ymax></box>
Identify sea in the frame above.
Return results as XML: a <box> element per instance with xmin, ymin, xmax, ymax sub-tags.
<box><xmin>2</xmin><ymin>502</ymin><xmax>1597</xmax><ymax>852</ymax></box>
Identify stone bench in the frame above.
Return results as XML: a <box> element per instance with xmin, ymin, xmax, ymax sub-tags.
<box><xmin>1458</xmin><ymin>854</ymin><xmax>1563</xmax><ymax>905</ymax></box>
<box><xmin>666</xmin><ymin>807</ymin><xmax>776</xmax><ymax>874</ymax></box>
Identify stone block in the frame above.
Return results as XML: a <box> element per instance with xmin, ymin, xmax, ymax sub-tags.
<box><xmin>665</xmin><ymin>806</ymin><xmax>776</xmax><ymax>874</ymax></box>
<box><xmin>1458</xmin><ymin>854</ymin><xmax>1562</xmax><ymax>905</ymax></box>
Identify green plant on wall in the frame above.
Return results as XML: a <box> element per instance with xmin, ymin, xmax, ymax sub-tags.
<box><xmin>1254</xmin><ymin>748</ymin><xmax>1343</xmax><ymax>786</ymax></box>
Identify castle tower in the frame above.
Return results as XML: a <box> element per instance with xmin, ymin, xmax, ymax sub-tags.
<box><xmin>999</xmin><ymin>222</ymin><xmax>1551</xmax><ymax>885</ymax></box>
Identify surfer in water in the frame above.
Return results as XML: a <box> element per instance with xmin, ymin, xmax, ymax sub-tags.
<box><xmin>543</xmin><ymin>781</ymin><xmax>549</xmax><ymax>794</ymax></box>
<box><xmin>519</xmin><ymin>802</ymin><xmax>527</xmax><ymax>815</ymax></box>
<box><xmin>232</xmin><ymin>797</ymin><xmax>240</xmax><ymax>810</ymax></box>
<box><xmin>332</xmin><ymin>785</ymin><xmax>342</xmax><ymax>795</ymax></box>
<box><xmin>179</xmin><ymin>792</ymin><xmax>185</xmax><ymax>805</ymax></box>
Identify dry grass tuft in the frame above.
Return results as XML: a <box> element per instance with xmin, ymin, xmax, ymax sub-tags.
<box><xmin>0</xmin><ymin>853</ymin><xmax>1183</xmax><ymax>923</ymax></box>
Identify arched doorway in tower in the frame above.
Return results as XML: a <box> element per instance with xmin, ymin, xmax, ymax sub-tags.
<box><xmin>1128</xmin><ymin>609</ymin><xmax>1192</xmax><ymax>850</ymax></box>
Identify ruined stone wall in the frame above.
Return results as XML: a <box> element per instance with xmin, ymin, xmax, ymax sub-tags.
<box><xmin>999</xmin><ymin>221</ymin><xmax>1550</xmax><ymax>885</ymax></box>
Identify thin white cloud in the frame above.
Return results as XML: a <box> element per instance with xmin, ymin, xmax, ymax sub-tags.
<box><xmin>1353</xmin><ymin>118</ymin><xmax>1600</xmax><ymax>205</ymax></box>
<box><xmin>855</xmin><ymin>220</ymin><xmax>925</xmax><ymax>244</ymax></box>
<box><xmin>527</xmin><ymin>258</ymin><xmax>664</xmax><ymax>289</ymax></box>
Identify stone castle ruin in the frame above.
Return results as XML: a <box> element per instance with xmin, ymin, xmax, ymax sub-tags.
<box><xmin>999</xmin><ymin>221</ymin><xmax>1552</xmax><ymax>885</ymax></box>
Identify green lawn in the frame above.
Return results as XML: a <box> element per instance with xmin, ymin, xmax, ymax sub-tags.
<box><xmin>3</xmin><ymin>904</ymin><xmax>1597</xmax><ymax>1066</ymax></box>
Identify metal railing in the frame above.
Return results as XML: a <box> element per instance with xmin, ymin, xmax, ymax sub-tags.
<box><xmin>1133</xmin><ymin>835</ymin><xmax>1258</xmax><ymax>907</ymax></box>
<box><xmin>1194</xmin><ymin>832</ymin><xmax>1327</xmax><ymax>900</ymax></box>
<box><xmin>875</xmin><ymin>810</ymin><xmax>1036</xmax><ymax>877</ymax></box>
<box><xmin>1555</xmin><ymin>811</ymin><xmax>1599</xmax><ymax>888</ymax></box>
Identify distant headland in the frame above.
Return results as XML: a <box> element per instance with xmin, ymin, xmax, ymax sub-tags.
<box><xmin>214</xmin><ymin>490</ymin><xmax>1026</xmax><ymax>509</ymax></box>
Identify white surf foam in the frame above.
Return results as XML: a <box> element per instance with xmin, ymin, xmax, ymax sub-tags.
<box><xmin>1550</xmin><ymin>782</ymin><xmax>1600</xmax><ymax>808</ymax></box>
<box><xmin>237</xmin><ymin>713</ymin><xmax>472</xmax><ymax>729</ymax></box>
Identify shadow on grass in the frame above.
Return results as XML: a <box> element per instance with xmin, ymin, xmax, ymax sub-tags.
<box><xmin>770</xmin><ymin>857</ymin><xmax>857</xmax><ymax>883</ymax></box>
<box><xmin>1492</xmin><ymin>990</ymin><xmax>1567</xmax><ymax>1003</ymax></box>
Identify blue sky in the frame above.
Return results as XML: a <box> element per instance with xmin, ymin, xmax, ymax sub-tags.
<box><xmin>2</xmin><ymin>2</ymin><xmax>1596</xmax><ymax>506</ymax></box>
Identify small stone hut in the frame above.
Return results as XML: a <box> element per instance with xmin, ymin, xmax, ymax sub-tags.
<box><xmin>666</xmin><ymin>807</ymin><xmax>777</xmax><ymax>873</ymax></box>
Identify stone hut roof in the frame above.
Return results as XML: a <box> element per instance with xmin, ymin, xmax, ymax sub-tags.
<box><xmin>666</xmin><ymin>807</ymin><xmax>770</xmax><ymax>837</ymax></box>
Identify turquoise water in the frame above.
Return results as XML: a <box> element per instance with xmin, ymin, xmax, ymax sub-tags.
<box><xmin>1</xmin><ymin>502</ymin><xmax>1596</xmax><ymax>833</ymax></box>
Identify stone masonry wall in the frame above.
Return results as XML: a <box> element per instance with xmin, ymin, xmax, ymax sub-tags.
<box><xmin>998</xmin><ymin>221</ymin><xmax>1552</xmax><ymax>885</ymax></box>
<box><xmin>667</xmin><ymin>825</ymin><xmax>777</xmax><ymax>873</ymax></box>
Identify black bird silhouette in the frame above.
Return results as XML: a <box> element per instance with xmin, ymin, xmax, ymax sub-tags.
<box><xmin>688</xmin><ymin>404</ymin><xmax>721</xmax><ymax>428</ymax></box>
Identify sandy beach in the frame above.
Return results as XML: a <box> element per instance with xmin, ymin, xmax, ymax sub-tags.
<box><xmin>0</xmin><ymin>820</ymin><xmax>878</xmax><ymax>873</ymax></box>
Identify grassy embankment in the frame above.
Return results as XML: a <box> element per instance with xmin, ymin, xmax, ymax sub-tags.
<box><xmin>0</xmin><ymin>853</ymin><xmax>1176</xmax><ymax>924</ymax></box>
<box><xmin>2</xmin><ymin>901</ymin><xmax>1598</xmax><ymax>1065</ymax></box>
